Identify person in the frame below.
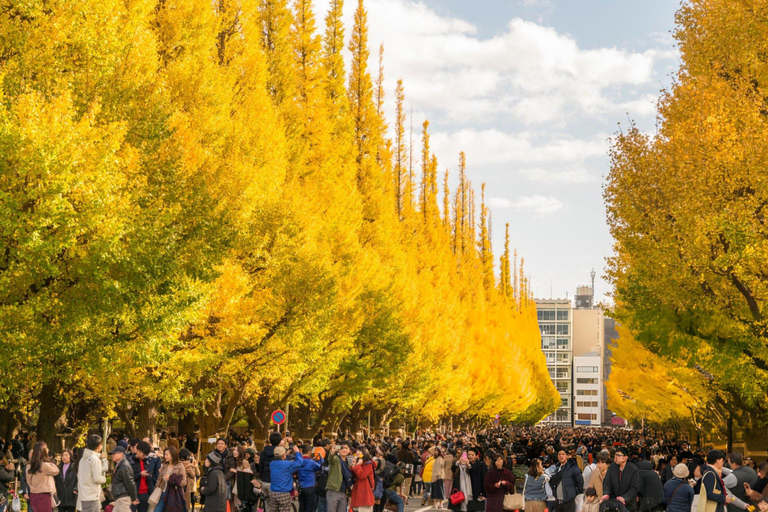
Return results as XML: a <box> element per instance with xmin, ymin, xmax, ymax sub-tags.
<box><xmin>523</xmin><ymin>459</ymin><xmax>549</xmax><ymax>512</ymax></box>
<box><xmin>326</xmin><ymin>443</ymin><xmax>353</xmax><ymax>512</ymax></box>
<box><xmin>55</xmin><ymin>450</ymin><xmax>78</xmax><ymax>512</ymax></box>
<box><xmin>550</xmin><ymin>450</ymin><xmax>583</xmax><ymax>512</ymax></box>
<box><xmin>582</xmin><ymin>488</ymin><xmax>600</xmax><ymax>512</ymax></box>
<box><xmin>230</xmin><ymin>444</ymin><xmax>251</xmax><ymax>512</ymax></box>
<box><xmin>158</xmin><ymin>447</ymin><xmax>188</xmax><ymax>512</ymax></box>
<box><xmin>601</xmin><ymin>447</ymin><xmax>639</xmax><ymax>512</ymax></box>
<box><xmin>26</xmin><ymin>442</ymin><xmax>60</xmax><ymax>512</ymax></box>
<box><xmin>587</xmin><ymin>451</ymin><xmax>609</xmax><ymax>498</ymax></box>
<box><xmin>0</xmin><ymin>459</ymin><xmax>15</xmax><ymax>512</ymax></box>
<box><xmin>422</xmin><ymin>449</ymin><xmax>435</xmax><ymax>506</ymax></box>
<box><xmin>724</xmin><ymin>453</ymin><xmax>757</xmax><ymax>512</ymax></box>
<box><xmin>444</xmin><ymin>449</ymin><xmax>455</xmax><ymax>503</ymax></box>
<box><xmin>697</xmin><ymin>450</ymin><xmax>731</xmax><ymax>512</ymax></box>
<box><xmin>110</xmin><ymin>446</ymin><xmax>139</xmax><ymax>512</ymax></box>
<box><xmin>382</xmin><ymin>461</ymin><xmax>406</xmax><ymax>512</ymax></box>
<box><xmin>467</xmin><ymin>448</ymin><xmax>487</xmax><ymax>512</ymax></box>
<box><xmin>179</xmin><ymin>449</ymin><xmax>200</xmax><ymax>512</ymax></box>
<box><xmin>78</xmin><ymin>435</ymin><xmax>108</xmax><ymax>512</ymax></box>
<box><xmin>350</xmin><ymin>448</ymin><xmax>376</xmax><ymax>512</ymax></box>
<box><xmin>201</xmin><ymin>455</ymin><xmax>227</xmax><ymax>512</ymax></box>
<box><xmin>396</xmin><ymin>441</ymin><xmax>416</xmax><ymax>498</ymax></box>
<box><xmin>259</xmin><ymin>433</ymin><xmax>281</xmax><ymax>499</ymax></box>
<box><xmin>131</xmin><ymin>441</ymin><xmax>160</xmax><ymax>512</ymax></box>
<box><xmin>663</xmin><ymin>464</ymin><xmax>693</xmax><ymax>512</ymax></box>
<box><xmin>432</xmin><ymin>447</ymin><xmax>446</xmax><ymax>509</ymax></box>
<box><xmin>483</xmin><ymin>454</ymin><xmax>515</xmax><ymax>512</ymax></box>
<box><xmin>745</xmin><ymin>462</ymin><xmax>768</xmax><ymax>502</ymax></box>
<box><xmin>296</xmin><ymin>444</ymin><xmax>322</xmax><ymax>512</ymax></box>
<box><xmin>268</xmin><ymin>445</ymin><xmax>304</xmax><ymax>512</ymax></box>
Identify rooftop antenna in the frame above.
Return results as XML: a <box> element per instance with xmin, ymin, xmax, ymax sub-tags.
<box><xmin>590</xmin><ymin>268</ymin><xmax>596</xmax><ymax>307</ymax></box>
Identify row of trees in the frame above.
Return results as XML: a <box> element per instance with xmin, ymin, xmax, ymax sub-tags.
<box><xmin>605</xmin><ymin>0</ymin><xmax>768</xmax><ymax>443</ymax></box>
<box><xmin>0</xmin><ymin>0</ymin><xmax>558</xmax><ymax>447</ymax></box>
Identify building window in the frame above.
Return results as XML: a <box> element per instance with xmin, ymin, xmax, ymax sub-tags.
<box><xmin>561</xmin><ymin>397</ymin><xmax>569</xmax><ymax>407</ymax></box>
<box><xmin>556</xmin><ymin>368</ymin><xmax>569</xmax><ymax>379</ymax></box>
<box><xmin>556</xmin><ymin>410</ymin><xmax>570</xmax><ymax>422</ymax></box>
<box><xmin>576</xmin><ymin>401</ymin><xmax>599</xmax><ymax>408</ymax></box>
<box><xmin>576</xmin><ymin>389</ymin><xmax>598</xmax><ymax>396</ymax></box>
<box><xmin>557</xmin><ymin>310</ymin><xmax>569</xmax><ymax>321</ymax></box>
<box><xmin>577</xmin><ymin>413</ymin><xmax>597</xmax><ymax>421</ymax></box>
<box><xmin>542</xmin><ymin>337</ymin><xmax>557</xmax><ymax>349</ymax></box>
<box><xmin>556</xmin><ymin>324</ymin><xmax>569</xmax><ymax>335</ymax></box>
<box><xmin>556</xmin><ymin>353</ymin><xmax>570</xmax><ymax>363</ymax></box>
<box><xmin>538</xmin><ymin>310</ymin><xmax>556</xmax><ymax>321</ymax></box>
<box><xmin>545</xmin><ymin>352</ymin><xmax>555</xmax><ymax>364</ymax></box>
<box><xmin>540</xmin><ymin>325</ymin><xmax>556</xmax><ymax>335</ymax></box>
<box><xmin>556</xmin><ymin>338</ymin><xmax>570</xmax><ymax>348</ymax></box>
<box><xmin>576</xmin><ymin>378</ymin><xmax>598</xmax><ymax>384</ymax></box>
<box><xmin>577</xmin><ymin>366</ymin><xmax>598</xmax><ymax>373</ymax></box>
<box><xmin>556</xmin><ymin>381</ymin><xmax>569</xmax><ymax>392</ymax></box>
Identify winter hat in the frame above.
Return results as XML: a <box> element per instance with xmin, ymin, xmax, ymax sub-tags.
<box><xmin>274</xmin><ymin>446</ymin><xmax>286</xmax><ymax>458</ymax></box>
<box><xmin>673</xmin><ymin>463</ymin><xmax>689</xmax><ymax>479</ymax></box>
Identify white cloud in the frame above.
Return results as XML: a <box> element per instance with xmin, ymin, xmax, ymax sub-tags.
<box><xmin>489</xmin><ymin>195</ymin><xmax>564</xmax><ymax>216</ymax></box>
<box><xmin>430</xmin><ymin>129</ymin><xmax>610</xmax><ymax>167</ymax></box>
<box><xmin>517</xmin><ymin>167</ymin><xmax>598</xmax><ymax>184</ymax></box>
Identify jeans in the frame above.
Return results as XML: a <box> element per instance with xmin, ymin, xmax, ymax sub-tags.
<box><xmin>134</xmin><ymin>493</ymin><xmax>150</xmax><ymax>512</ymax></box>
<box><xmin>315</xmin><ymin>496</ymin><xmax>327</xmax><ymax>512</ymax></box>
<box><xmin>326</xmin><ymin>490</ymin><xmax>347</xmax><ymax>512</ymax></box>
<box><xmin>422</xmin><ymin>482</ymin><xmax>432</xmax><ymax>503</ymax></box>
<box><xmin>384</xmin><ymin>490</ymin><xmax>404</xmax><ymax>512</ymax></box>
<box><xmin>299</xmin><ymin>487</ymin><xmax>316</xmax><ymax>512</ymax></box>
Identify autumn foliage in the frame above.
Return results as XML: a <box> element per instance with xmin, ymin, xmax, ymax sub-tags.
<box><xmin>606</xmin><ymin>0</ymin><xmax>768</xmax><ymax>434</ymax></box>
<box><xmin>0</xmin><ymin>0</ymin><xmax>557</xmax><ymax>442</ymax></box>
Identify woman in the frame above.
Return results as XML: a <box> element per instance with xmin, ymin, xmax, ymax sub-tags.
<box><xmin>432</xmin><ymin>447</ymin><xmax>445</xmax><ymax>509</ymax></box>
<box><xmin>662</xmin><ymin>464</ymin><xmax>693</xmax><ymax>512</ymax></box>
<box><xmin>26</xmin><ymin>442</ymin><xmax>59</xmax><ymax>512</ymax></box>
<box><xmin>663</xmin><ymin>456</ymin><xmax>678</xmax><ymax>484</ymax></box>
<box><xmin>523</xmin><ymin>459</ymin><xmax>549</xmax><ymax>512</ymax></box>
<box><xmin>201</xmin><ymin>456</ymin><xmax>227</xmax><ymax>512</ymax></box>
<box><xmin>421</xmin><ymin>448</ymin><xmax>435</xmax><ymax>507</ymax></box>
<box><xmin>443</xmin><ymin>449</ymin><xmax>455</xmax><ymax>504</ymax></box>
<box><xmin>158</xmin><ymin>447</ymin><xmax>188</xmax><ymax>512</ymax></box>
<box><xmin>350</xmin><ymin>448</ymin><xmax>376</xmax><ymax>512</ymax></box>
<box><xmin>587</xmin><ymin>456</ymin><xmax>609</xmax><ymax>498</ymax></box>
<box><xmin>229</xmin><ymin>444</ymin><xmax>251</xmax><ymax>512</ymax></box>
<box><xmin>483</xmin><ymin>454</ymin><xmax>515</xmax><ymax>512</ymax></box>
<box><xmin>55</xmin><ymin>450</ymin><xmax>78</xmax><ymax>512</ymax></box>
<box><xmin>179</xmin><ymin>449</ymin><xmax>200</xmax><ymax>512</ymax></box>
<box><xmin>448</xmin><ymin>452</ymin><xmax>472</xmax><ymax>512</ymax></box>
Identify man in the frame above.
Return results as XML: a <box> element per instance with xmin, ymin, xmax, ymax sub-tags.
<box><xmin>724</xmin><ymin>453</ymin><xmax>757</xmax><ymax>512</ymax></box>
<box><xmin>110</xmin><ymin>446</ymin><xmax>139</xmax><ymax>512</ymax></box>
<box><xmin>0</xmin><ymin>459</ymin><xmax>15</xmax><ymax>512</ymax></box>
<box><xmin>397</xmin><ymin>441</ymin><xmax>416</xmax><ymax>497</ymax></box>
<box><xmin>699</xmin><ymin>450</ymin><xmax>732</xmax><ymax>512</ymax></box>
<box><xmin>325</xmin><ymin>443</ymin><xmax>353</xmax><ymax>512</ymax></box>
<box><xmin>78</xmin><ymin>434</ymin><xmax>108</xmax><ymax>512</ymax></box>
<box><xmin>602</xmin><ymin>447</ymin><xmax>639</xmax><ymax>512</ymax></box>
<box><xmin>467</xmin><ymin>448</ymin><xmax>487</xmax><ymax>512</ymax></box>
<box><xmin>259</xmin><ymin>432</ymin><xmax>282</xmax><ymax>498</ymax></box>
<box><xmin>130</xmin><ymin>441</ymin><xmax>159</xmax><ymax>512</ymax></box>
<box><xmin>382</xmin><ymin>463</ymin><xmax>406</xmax><ymax>512</ymax></box>
<box><xmin>269</xmin><ymin>445</ymin><xmax>304</xmax><ymax>512</ymax></box>
<box><xmin>550</xmin><ymin>449</ymin><xmax>584</xmax><ymax>512</ymax></box>
<box><xmin>296</xmin><ymin>444</ymin><xmax>322</xmax><ymax>512</ymax></box>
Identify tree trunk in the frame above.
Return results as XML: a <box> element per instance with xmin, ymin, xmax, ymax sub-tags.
<box><xmin>178</xmin><ymin>411</ymin><xmax>197</xmax><ymax>436</ymax></box>
<box><xmin>727</xmin><ymin>413</ymin><xmax>734</xmax><ymax>454</ymax></box>
<box><xmin>37</xmin><ymin>382</ymin><xmax>66</xmax><ymax>448</ymax></box>
<box><xmin>136</xmin><ymin>399</ymin><xmax>160</xmax><ymax>440</ymax></box>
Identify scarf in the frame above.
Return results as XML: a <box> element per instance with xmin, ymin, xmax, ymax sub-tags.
<box><xmin>459</xmin><ymin>464</ymin><xmax>473</xmax><ymax>504</ymax></box>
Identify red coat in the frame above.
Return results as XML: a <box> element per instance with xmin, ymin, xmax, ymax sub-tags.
<box><xmin>351</xmin><ymin>461</ymin><xmax>376</xmax><ymax>507</ymax></box>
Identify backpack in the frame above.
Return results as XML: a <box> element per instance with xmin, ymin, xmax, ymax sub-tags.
<box><xmin>315</xmin><ymin>459</ymin><xmax>330</xmax><ymax>498</ymax></box>
<box><xmin>600</xmin><ymin>499</ymin><xmax>627</xmax><ymax>512</ymax></box>
<box><xmin>382</xmin><ymin>462</ymin><xmax>401</xmax><ymax>489</ymax></box>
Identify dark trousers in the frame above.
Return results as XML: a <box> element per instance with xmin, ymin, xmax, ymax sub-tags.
<box><xmin>132</xmin><ymin>492</ymin><xmax>150</xmax><ymax>512</ymax></box>
<box><xmin>299</xmin><ymin>487</ymin><xmax>316</xmax><ymax>512</ymax></box>
<box><xmin>555</xmin><ymin>500</ymin><xmax>576</xmax><ymax>512</ymax></box>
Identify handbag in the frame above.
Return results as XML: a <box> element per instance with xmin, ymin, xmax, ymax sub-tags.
<box><xmin>696</xmin><ymin>474</ymin><xmax>718</xmax><ymax>512</ymax></box>
<box><xmin>504</xmin><ymin>493</ymin><xmax>524</xmax><ymax>511</ymax></box>
<box><xmin>154</xmin><ymin>490</ymin><xmax>168</xmax><ymax>512</ymax></box>
<box><xmin>11</xmin><ymin>496</ymin><xmax>21</xmax><ymax>512</ymax></box>
<box><xmin>450</xmin><ymin>489</ymin><xmax>466</xmax><ymax>506</ymax></box>
<box><xmin>149</xmin><ymin>487</ymin><xmax>163</xmax><ymax>506</ymax></box>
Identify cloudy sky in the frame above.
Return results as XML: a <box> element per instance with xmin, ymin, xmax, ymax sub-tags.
<box><xmin>315</xmin><ymin>0</ymin><xmax>680</xmax><ymax>302</ymax></box>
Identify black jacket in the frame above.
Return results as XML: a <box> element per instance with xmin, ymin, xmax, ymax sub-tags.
<box><xmin>259</xmin><ymin>446</ymin><xmax>276</xmax><ymax>483</ymax></box>
<box><xmin>698</xmin><ymin>467</ymin><xmax>726</xmax><ymax>512</ymax></box>
<box><xmin>551</xmin><ymin>459</ymin><xmax>584</xmax><ymax>503</ymax></box>
<box><xmin>635</xmin><ymin>461</ymin><xmax>663</xmax><ymax>512</ymax></box>
<box><xmin>603</xmin><ymin>462</ymin><xmax>640</xmax><ymax>512</ymax></box>
<box><xmin>201</xmin><ymin>467</ymin><xmax>227</xmax><ymax>512</ymax></box>
<box><xmin>468</xmin><ymin>460</ymin><xmax>487</xmax><ymax>500</ymax></box>
<box><xmin>55</xmin><ymin>463</ymin><xmax>78</xmax><ymax>507</ymax></box>
<box><xmin>112</xmin><ymin>457</ymin><xmax>138</xmax><ymax>501</ymax></box>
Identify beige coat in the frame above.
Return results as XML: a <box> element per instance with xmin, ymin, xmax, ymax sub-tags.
<box><xmin>158</xmin><ymin>462</ymin><xmax>187</xmax><ymax>490</ymax></box>
<box><xmin>27</xmin><ymin>462</ymin><xmax>59</xmax><ymax>494</ymax></box>
<box><xmin>443</xmin><ymin>454</ymin><xmax>454</xmax><ymax>481</ymax></box>
<box><xmin>588</xmin><ymin>467</ymin><xmax>606</xmax><ymax>497</ymax></box>
<box><xmin>432</xmin><ymin>456</ymin><xmax>444</xmax><ymax>483</ymax></box>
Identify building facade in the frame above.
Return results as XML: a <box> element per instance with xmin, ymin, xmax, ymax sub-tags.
<box><xmin>573</xmin><ymin>355</ymin><xmax>603</xmax><ymax>425</ymax></box>
<box><xmin>535</xmin><ymin>299</ymin><xmax>573</xmax><ymax>425</ymax></box>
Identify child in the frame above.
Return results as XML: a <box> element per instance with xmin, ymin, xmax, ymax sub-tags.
<box><xmin>757</xmin><ymin>498</ymin><xmax>768</xmax><ymax>512</ymax></box>
<box><xmin>583</xmin><ymin>487</ymin><xmax>600</xmax><ymax>512</ymax></box>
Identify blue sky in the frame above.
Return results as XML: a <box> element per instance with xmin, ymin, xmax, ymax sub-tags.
<box><xmin>316</xmin><ymin>0</ymin><xmax>681</xmax><ymax>302</ymax></box>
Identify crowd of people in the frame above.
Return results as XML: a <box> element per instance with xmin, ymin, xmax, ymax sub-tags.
<box><xmin>1</xmin><ymin>426</ymin><xmax>768</xmax><ymax>512</ymax></box>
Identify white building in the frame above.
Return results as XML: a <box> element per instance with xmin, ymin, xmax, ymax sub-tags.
<box><xmin>573</xmin><ymin>355</ymin><xmax>603</xmax><ymax>425</ymax></box>
<box><xmin>535</xmin><ymin>299</ymin><xmax>573</xmax><ymax>425</ymax></box>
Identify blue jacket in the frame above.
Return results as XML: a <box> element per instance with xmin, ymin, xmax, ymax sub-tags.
<box><xmin>663</xmin><ymin>478</ymin><xmax>694</xmax><ymax>512</ymax></box>
<box><xmin>270</xmin><ymin>458</ymin><xmax>305</xmax><ymax>493</ymax></box>
<box><xmin>297</xmin><ymin>457</ymin><xmax>323</xmax><ymax>489</ymax></box>
<box><xmin>129</xmin><ymin>453</ymin><xmax>161</xmax><ymax>494</ymax></box>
